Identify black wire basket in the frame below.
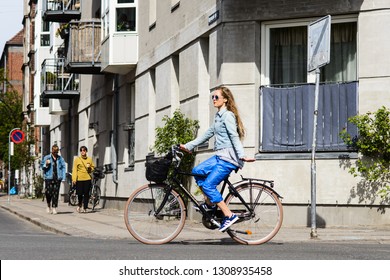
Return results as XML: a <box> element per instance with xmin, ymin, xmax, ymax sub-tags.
<box><xmin>145</xmin><ymin>155</ymin><xmax>172</xmax><ymax>183</ymax></box>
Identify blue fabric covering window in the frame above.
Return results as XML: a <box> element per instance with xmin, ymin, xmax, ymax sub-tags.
<box><xmin>260</xmin><ymin>82</ymin><xmax>358</xmax><ymax>152</ymax></box>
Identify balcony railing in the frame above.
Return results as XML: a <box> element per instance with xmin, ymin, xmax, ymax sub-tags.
<box><xmin>41</xmin><ymin>58</ymin><xmax>80</xmax><ymax>99</ymax></box>
<box><xmin>66</xmin><ymin>19</ymin><xmax>101</xmax><ymax>74</ymax></box>
<box><xmin>43</xmin><ymin>0</ymin><xmax>81</xmax><ymax>22</ymax></box>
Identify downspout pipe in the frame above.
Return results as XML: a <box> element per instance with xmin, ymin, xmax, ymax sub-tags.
<box><xmin>111</xmin><ymin>74</ymin><xmax>119</xmax><ymax>185</ymax></box>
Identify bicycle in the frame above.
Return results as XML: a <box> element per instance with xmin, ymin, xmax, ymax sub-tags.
<box><xmin>67</xmin><ymin>172</ymin><xmax>77</xmax><ymax>206</ymax></box>
<box><xmin>67</xmin><ymin>169</ymin><xmax>104</xmax><ymax>210</ymax></box>
<box><xmin>124</xmin><ymin>145</ymin><xmax>283</xmax><ymax>245</ymax></box>
<box><xmin>89</xmin><ymin>168</ymin><xmax>105</xmax><ymax>211</ymax></box>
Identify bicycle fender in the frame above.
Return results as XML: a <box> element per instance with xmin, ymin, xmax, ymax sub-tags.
<box><xmin>230</xmin><ymin>180</ymin><xmax>283</xmax><ymax>199</ymax></box>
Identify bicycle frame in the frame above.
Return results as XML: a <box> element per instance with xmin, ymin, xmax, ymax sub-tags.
<box><xmin>153</xmin><ymin>159</ymin><xmax>263</xmax><ymax>230</ymax></box>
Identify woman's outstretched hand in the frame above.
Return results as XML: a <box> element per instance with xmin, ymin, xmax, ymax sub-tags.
<box><xmin>179</xmin><ymin>144</ymin><xmax>191</xmax><ymax>153</ymax></box>
<box><xmin>241</xmin><ymin>157</ymin><xmax>255</xmax><ymax>162</ymax></box>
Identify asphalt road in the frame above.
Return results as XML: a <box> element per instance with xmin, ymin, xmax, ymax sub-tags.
<box><xmin>1</xmin><ymin>207</ymin><xmax>389</xmax><ymax>260</ymax></box>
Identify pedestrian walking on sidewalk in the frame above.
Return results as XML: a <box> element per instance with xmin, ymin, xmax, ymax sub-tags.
<box><xmin>180</xmin><ymin>86</ymin><xmax>254</xmax><ymax>232</ymax></box>
<box><xmin>72</xmin><ymin>146</ymin><xmax>95</xmax><ymax>213</ymax></box>
<box><xmin>41</xmin><ymin>144</ymin><xmax>67</xmax><ymax>214</ymax></box>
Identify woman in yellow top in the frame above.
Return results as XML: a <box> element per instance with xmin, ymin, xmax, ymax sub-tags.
<box><xmin>72</xmin><ymin>146</ymin><xmax>95</xmax><ymax>213</ymax></box>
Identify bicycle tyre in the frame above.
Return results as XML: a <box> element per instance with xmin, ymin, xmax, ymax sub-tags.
<box><xmin>91</xmin><ymin>187</ymin><xmax>101</xmax><ymax>210</ymax></box>
<box><xmin>225</xmin><ymin>183</ymin><xmax>283</xmax><ymax>245</ymax></box>
<box><xmin>69</xmin><ymin>189</ymin><xmax>78</xmax><ymax>206</ymax></box>
<box><xmin>124</xmin><ymin>184</ymin><xmax>186</xmax><ymax>245</ymax></box>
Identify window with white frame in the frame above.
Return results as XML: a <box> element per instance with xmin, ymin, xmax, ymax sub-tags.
<box><xmin>116</xmin><ymin>0</ymin><xmax>137</xmax><ymax>32</ymax></box>
<box><xmin>41</xmin><ymin>20</ymin><xmax>50</xmax><ymax>47</ymax></box>
<box><xmin>102</xmin><ymin>0</ymin><xmax>110</xmax><ymax>38</ymax></box>
<box><xmin>260</xmin><ymin>17</ymin><xmax>358</xmax><ymax>153</ymax></box>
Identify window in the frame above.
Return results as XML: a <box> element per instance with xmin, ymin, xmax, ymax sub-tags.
<box><xmin>116</xmin><ymin>0</ymin><xmax>137</xmax><ymax>32</ymax></box>
<box><xmin>41</xmin><ymin>20</ymin><xmax>50</xmax><ymax>46</ymax></box>
<box><xmin>267</xmin><ymin>21</ymin><xmax>357</xmax><ymax>85</ymax></box>
<box><xmin>41</xmin><ymin>34</ymin><xmax>50</xmax><ymax>47</ymax></box>
<box><xmin>261</xmin><ymin>18</ymin><xmax>358</xmax><ymax>153</ymax></box>
<box><xmin>127</xmin><ymin>83</ymin><xmax>135</xmax><ymax>168</ymax></box>
<box><xmin>102</xmin><ymin>0</ymin><xmax>110</xmax><ymax>38</ymax></box>
<box><xmin>116</xmin><ymin>7</ymin><xmax>136</xmax><ymax>31</ymax></box>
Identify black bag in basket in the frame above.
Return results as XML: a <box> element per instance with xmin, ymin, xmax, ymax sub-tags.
<box><xmin>145</xmin><ymin>156</ymin><xmax>172</xmax><ymax>183</ymax></box>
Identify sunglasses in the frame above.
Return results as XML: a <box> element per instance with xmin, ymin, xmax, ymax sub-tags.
<box><xmin>211</xmin><ymin>95</ymin><xmax>220</xmax><ymax>100</ymax></box>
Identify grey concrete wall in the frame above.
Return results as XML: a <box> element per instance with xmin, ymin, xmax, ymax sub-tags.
<box><xmin>358</xmin><ymin>8</ymin><xmax>390</xmax><ymax>113</ymax></box>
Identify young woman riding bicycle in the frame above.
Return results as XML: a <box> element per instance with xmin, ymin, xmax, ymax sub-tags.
<box><xmin>180</xmin><ymin>86</ymin><xmax>254</xmax><ymax>232</ymax></box>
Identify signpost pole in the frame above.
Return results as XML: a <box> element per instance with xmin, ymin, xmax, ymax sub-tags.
<box><xmin>310</xmin><ymin>68</ymin><xmax>320</xmax><ymax>238</ymax></box>
<box><xmin>8</xmin><ymin>128</ymin><xmax>21</xmax><ymax>204</ymax></box>
<box><xmin>307</xmin><ymin>15</ymin><xmax>331</xmax><ymax>238</ymax></box>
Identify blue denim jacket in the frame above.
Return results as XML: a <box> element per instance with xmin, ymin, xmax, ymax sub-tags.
<box><xmin>41</xmin><ymin>154</ymin><xmax>66</xmax><ymax>181</ymax></box>
<box><xmin>185</xmin><ymin>108</ymin><xmax>245</xmax><ymax>159</ymax></box>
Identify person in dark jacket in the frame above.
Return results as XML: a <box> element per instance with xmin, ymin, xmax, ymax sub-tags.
<box><xmin>41</xmin><ymin>144</ymin><xmax>66</xmax><ymax>214</ymax></box>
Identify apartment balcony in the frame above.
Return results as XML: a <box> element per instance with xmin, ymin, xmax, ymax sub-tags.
<box><xmin>43</xmin><ymin>0</ymin><xmax>81</xmax><ymax>22</ymax></box>
<box><xmin>101</xmin><ymin>32</ymin><xmax>138</xmax><ymax>74</ymax></box>
<box><xmin>100</xmin><ymin>1</ymin><xmax>138</xmax><ymax>74</ymax></box>
<box><xmin>66</xmin><ymin>20</ymin><xmax>101</xmax><ymax>74</ymax></box>
<box><xmin>41</xmin><ymin>58</ymin><xmax>80</xmax><ymax>99</ymax></box>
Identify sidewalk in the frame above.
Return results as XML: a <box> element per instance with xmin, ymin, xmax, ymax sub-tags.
<box><xmin>1</xmin><ymin>194</ymin><xmax>390</xmax><ymax>244</ymax></box>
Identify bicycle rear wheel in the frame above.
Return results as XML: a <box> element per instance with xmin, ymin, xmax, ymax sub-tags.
<box><xmin>225</xmin><ymin>183</ymin><xmax>283</xmax><ymax>245</ymax></box>
<box><xmin>124</xmin><ymin>184</ymin><xmax>186</xmax><ymax>245</ymax></box>
<box><xmin>68</xmin><ymin>189</ymin><xmax>77</xmax><ymax>206</ymax></box>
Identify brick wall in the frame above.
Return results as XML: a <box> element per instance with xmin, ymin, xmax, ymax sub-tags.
<box><xmin>3</xmin><ymin>45</ymin><xmax>24</xmax><ymax>95</ymax></box>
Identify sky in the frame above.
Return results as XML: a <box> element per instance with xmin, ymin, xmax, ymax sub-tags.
<box><xmin>0</xmin><ymin>1</ymin><xmax>24</xmax><ymax>54</ymax></box>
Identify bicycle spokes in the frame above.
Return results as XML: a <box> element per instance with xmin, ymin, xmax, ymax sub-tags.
<box><xmin>124</xmin><ymin>184</ymin><xmax>186</xmax><ymax>245</ymax></box>
<box><xmin>225</xmin><ymin>183</ymin><xmax>283</xmax><ymax>245</ymax></box>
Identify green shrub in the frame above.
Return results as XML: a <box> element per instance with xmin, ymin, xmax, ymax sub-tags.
<box><xmin>340</xmin><ymin>106</ymin><xmax>390</xmax><ymax>202</ymax></box>
<box><xmin>153</xmin><ymin>109</ymin><xmax>199</xmax><ymax>192</ymax></box>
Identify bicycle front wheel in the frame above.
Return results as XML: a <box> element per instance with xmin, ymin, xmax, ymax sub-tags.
<box><xmin>91</xmin><ymin>187</ymin><xmax>101</xmax><ymax>210</ymax></box>
<box><xmin>225</xmin><ymin>183</ymin><xmax>283</xmax><ymax>245</ymax></box>
<box><xmin>124</xmin><ymin>184</ymin><xmax>186</xmax><ymax>245</ymax></box>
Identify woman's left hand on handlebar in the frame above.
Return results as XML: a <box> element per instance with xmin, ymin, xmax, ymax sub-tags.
<box><xmin>241</xmin><ymin>157</ymin><xmax>255</xmax><ymax>162</ymax></box>
<box><xmin>179</xmin><ymin>144</ymin><xmax>191</xmax><ymax>153</ymax></box>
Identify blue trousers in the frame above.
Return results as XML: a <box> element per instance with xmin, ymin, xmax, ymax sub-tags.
<box><xmin>192</xmin><ymin>155</ymin><xmax>237</xmax><ymax>203</ymax></box>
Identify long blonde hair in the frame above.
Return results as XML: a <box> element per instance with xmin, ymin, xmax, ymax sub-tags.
<box><xmin>216</xmin><ymin>86</ymin><xmax>246</xmax><ymax>140</ymax></box>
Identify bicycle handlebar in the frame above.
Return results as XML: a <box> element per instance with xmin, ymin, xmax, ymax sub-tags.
<box><xmin>170</xmin><ymin>145</ymin><xmax>184</xmax><ymax>166</ymax></box>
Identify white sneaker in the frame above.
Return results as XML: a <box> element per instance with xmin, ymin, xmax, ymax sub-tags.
<box><xmin>52</xmin><ymin>208</ymin><xmax>57</xmax><ymax>215</ymax></box>
<box><xmin>46</xmin><ymin>207</ymin><xmax>51</xmax><ymax>214</ymax></box>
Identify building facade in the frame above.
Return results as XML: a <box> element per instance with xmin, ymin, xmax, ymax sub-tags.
<box><xmin>0</xmin><ymin>30</ymin><xmax>24</xmax><ymax>95</ymax></box>
<box><xmin>29</xmin><ymin>0</ymin><xmax>390</xmax><ymax>226</ymax></box>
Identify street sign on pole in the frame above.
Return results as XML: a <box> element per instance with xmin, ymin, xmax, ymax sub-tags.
<box><xmin>307</xmin><ymin>15</ymin><xmax>331</xmax><ymax>238</ymax></box>
<box><xmin>308</xmin><ymin>15</ymin><xmax>331</xmax><ymax>72</ymax></box>
<box><xmin>8</xmin><ymin>128</ymin><xmax>21</xmax><ymax>203</ymax></box>
<box><xmin>10</xmin><ymin>129</ymin><xmax>25</xmax><ymax>144</ymax></box>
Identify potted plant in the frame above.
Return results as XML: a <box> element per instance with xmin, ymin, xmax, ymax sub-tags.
<box><xmin>44</xmin><ymin>72</ymin><xmax>57</xmax><ymax>90</ymax></box>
